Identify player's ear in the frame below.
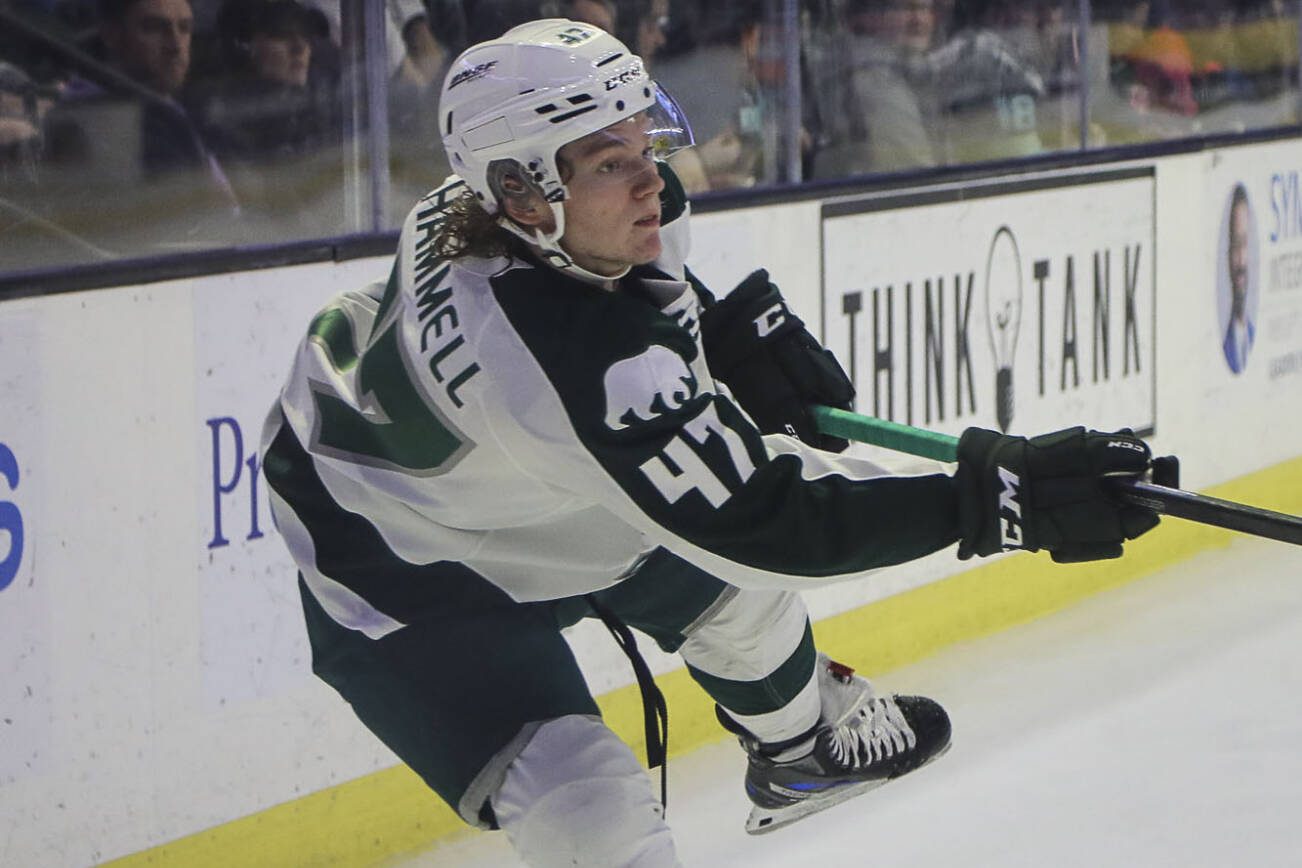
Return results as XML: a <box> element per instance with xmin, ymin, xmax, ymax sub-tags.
<box><xmin>499</xmin><ymin>173</ymin><xmax>553</xmax><ymax>230</ymax></box>
<box><xmin>497</xmin><ymin>174</ymin><xmax>539</xmax><ymax>223</ymax></box>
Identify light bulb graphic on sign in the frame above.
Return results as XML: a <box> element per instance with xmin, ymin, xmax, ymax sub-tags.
<box><xmin>984</xmin><ymin>226</ymin><xmax>1023</xmax><ymax>432</ymax></box>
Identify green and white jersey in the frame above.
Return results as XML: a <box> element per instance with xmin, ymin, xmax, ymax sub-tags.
<box><xmin>263</xmin><ymin>177</ymin><xmax>961</xmax><ymax>638</ymax></box>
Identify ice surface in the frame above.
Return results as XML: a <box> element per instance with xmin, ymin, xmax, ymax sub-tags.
<box><xmin>406</xmin><ymin>536</ymin><xmax>1302</xmax><ymax>867</ymax></box>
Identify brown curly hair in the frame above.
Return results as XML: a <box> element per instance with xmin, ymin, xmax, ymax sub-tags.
<box><xmin>430</xmin><ymin>191</ymin><xmax>519</xmax><ymax>261</ymax></box>
<box><xmin>433</xmin><ymin>154</ymin><xmax>577</xmax><ymax>261</ymax></box>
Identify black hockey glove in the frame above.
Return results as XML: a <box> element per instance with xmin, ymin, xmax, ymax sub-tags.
<box><xmin>955</xmin><ymin>426</ymin><xmax>1161</xmax><ymax>563</ymax></box>
<box><xmin>699</xmin><ymin>269</ymin><xmax>855</xmax><ymax>451</ymax></box>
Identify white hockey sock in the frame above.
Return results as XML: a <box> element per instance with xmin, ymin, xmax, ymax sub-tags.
<box><xmin>492</xmin><ymin>714</ymin><xmax>682</xmax><ymax>868</ymax></box>
<box><xmin>679</xmin><ymin>588</ymin><xmax>820</xmax><ymax>744</ymax></box>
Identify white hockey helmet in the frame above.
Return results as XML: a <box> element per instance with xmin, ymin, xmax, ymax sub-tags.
<box><xmin>438</xmin><ymin>18</ymin><xmax>693</xmax><ymax>256</ymax></box>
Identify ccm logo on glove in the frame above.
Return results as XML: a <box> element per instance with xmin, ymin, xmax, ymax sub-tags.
<box><xmin>754</xmin><ymin>302</ymin><xmax>787</xmax><ymax>337</ymax></box>
<box><xmin>997</xmin><ymin>467</ymin><xmax>1023</xmax><ymax>548</ymax></box>
<box><xmin>956</xmin><ymin>425</ymin><xmax>1161</xmax><ymax>563</ymax></box>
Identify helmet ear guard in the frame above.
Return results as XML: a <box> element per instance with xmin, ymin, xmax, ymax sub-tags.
<box><xmin>486</xmin><ymin>159</ymin><xmax>549</xmax><ymax>216</ymax></box>
<box><xmin>485</xmin><ymin>158</ymin><xmax>567</xmax><ymax>251</ymax></box>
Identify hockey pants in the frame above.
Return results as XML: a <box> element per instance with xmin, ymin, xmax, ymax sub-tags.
<box><xmin>298</xmin><ymin>546</ymin><xmax>820</xmax><ymax>847</ymax></box>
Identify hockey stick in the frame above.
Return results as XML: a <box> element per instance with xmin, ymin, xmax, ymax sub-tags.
<box><xmin>812</xmin><ymin>405</ymin><xmax>1302</xmax><ymax>547</ymax></box>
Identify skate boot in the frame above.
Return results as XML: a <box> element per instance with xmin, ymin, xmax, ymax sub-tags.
<box><xmin>719</xmin><ymin>653</ymin><xmax>951</xmax><ymax>834</ymax></box>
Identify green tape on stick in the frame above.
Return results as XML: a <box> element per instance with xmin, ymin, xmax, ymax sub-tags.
<box><xmin>811</xmin><ymin>406</ymin><xmax>959</xmax><ymax>463</ymax></box>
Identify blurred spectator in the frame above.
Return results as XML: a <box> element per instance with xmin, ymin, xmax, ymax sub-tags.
<box><xmin>627</xmin><ymin>0</ymin><xmax>670</xmax><ymax>67</ymax></box>
<box><xmin>810</xmin><ymin>0</ymin><xmax>942</xmax><ymax>176</ymax></box>
<box><xmin>0</xmin><ymin>61</ymin><xmax>43</xmax><ymax>186</ymax></box>
<box><xmin>194</xmin><ymin>0</ymin><xmax>345</xmax><ymax>237</ymax></box>
<box><xmin>202</xmin><ymin>1</ymin><xmax>336</xmax><ymax>159</ymax></box>
<box><xmin>37</xmin><ymin>0</ymin><xmax>240</xmax><ymax>253</ymax></box>
<box><xmin>1</xmin><ymin>54</ymin><xmax>115</xmax><ymax>268</ymax></box>
<box><xmin>1121</xmin><ymin>24</ymin><xmax>1198</xmax><ymax>116</ymax></box>
<box><xmin>962</xmin><ymin>0</ymin><xmax>1080</xmax><ymax>97</ymax></box>
<box><xmin>421</xmin><ymin>0</ymin><xmax>471</xmax><ymax>53</ymax></box>
<box><xmin>388</xmin><ymin>0</ymin><xmax>454</xmax><ymax>220</ymax></box>
<box><xmin>881</xmin><ymin>0</ymin><xmax>939</xmax><ymax>53</ymax></box>
<box><xmin>45</xmin><ymin>0</ymin><xmax>231</xmax><ymax>177</ymax></box>
<box><xmin>94</xmin><ymin>0</ymin><xmax>190</xmax><ymax>96</ymax></box>
<box><xmin>1187</xmin><ymin>2</ymin><xmax>1258</xmax><ymax>110</ymax></box>
<box><xmin>390</xmin><ymin>0</ymin><xmax>447</xmax><ymax>92</ymax></box>
<box><xmin>561</xmin><ymin>0</ymin><xmax>616</xmax><ymax>33</ymax></box>
<box><xmin>1091</xmin><ymin>0</ymin><xmax>1204</xmax><ymax>140</ymax></box>
<box><xmin>310</xmin><ymin>0</ymin><xmax>425</xmax><ymax>76</ymax></box>
<box><xmin>653</xmin><ymin>2</ymin><xmax>813</xmax><ymax>191</ymax></box>
<box><xmin>1094</xmin><ymin>0</ymin><xmax>1301</xmax><ymax>138</ymax></box>
<box><xmin>930</xmin><ymin>2</ymin><xmax>1048</xmax><ymax>162</ymax></box>
<box><xmin>811</xmin><ymin>0</ymin><xmax>1045</xmax><ymax>178</ymax></box>
<box><xmin>388</xmin><ymin>0</ymin><xmax>449</xmax><ymax>131</ymax></box>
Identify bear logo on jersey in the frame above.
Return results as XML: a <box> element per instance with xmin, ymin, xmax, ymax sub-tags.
<box><xmin>602</xmin><ymin>344</ymin><xmax>698</xmax><ymax>431</ymax></box>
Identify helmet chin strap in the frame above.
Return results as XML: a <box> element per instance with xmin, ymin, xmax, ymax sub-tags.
<box><xmin>501</xmin><ymin>200</ymin><xmax>631</xmax><ymax>286</ymax></box>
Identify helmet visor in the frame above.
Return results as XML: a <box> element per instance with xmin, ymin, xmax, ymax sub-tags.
<box><xmin>646</xmin><ymin>83</ymin><xmax>694</xmax><ymax>158</ymax></box>
<box><xmin>555</xmin><ymin>84</ymin><xmax>695</xmax><ymax>191</ymax></box>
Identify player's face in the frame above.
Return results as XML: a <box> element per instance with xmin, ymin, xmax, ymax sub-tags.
<box><xmin>1228</xmin><ymin>200</ymin><xmax>1250</xmax><ymax>311</ymax></box>
<box><xmin>105</xmin><ymin>0</ymin><xmax>193</xmax><ymax>96</ymax></box>
<box><xmin>556</xmin><ymin>114</ymin><xmax>666</xmax><ymax>276</ymax></box>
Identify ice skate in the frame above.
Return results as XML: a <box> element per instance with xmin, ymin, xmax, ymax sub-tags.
<box><xmin>719</xmin><ymin>654</ymin><xmax>952</xmax><ymax>835</ymax></box>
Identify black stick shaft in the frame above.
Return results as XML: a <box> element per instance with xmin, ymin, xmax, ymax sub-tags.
<box><xmin>1106</xmin><ymin>480</ymin><xmax>1302</xmax><ymax>545</ymax></box>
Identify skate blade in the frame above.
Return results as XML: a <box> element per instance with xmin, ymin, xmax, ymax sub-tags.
<box><xmin>745</xmin><ymin>779</ymin><xmax>886</xmax><ymax>835</ymax></box>
<box><xmin>744</xmin><ymin>741</ymin><xmax>954</xmax><ymax>835</ymax></box>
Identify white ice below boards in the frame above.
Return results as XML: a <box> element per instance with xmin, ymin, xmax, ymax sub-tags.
<box><xmin>411</xmin><ymin>536</ymin><xmax>1302</xmax><ymax>867</ymax></box>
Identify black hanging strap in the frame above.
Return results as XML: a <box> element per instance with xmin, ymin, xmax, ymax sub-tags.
<box><xmin>584</xmin><ymin>593</ymin><xmax>670</xmax><ymax>811</ymax></box>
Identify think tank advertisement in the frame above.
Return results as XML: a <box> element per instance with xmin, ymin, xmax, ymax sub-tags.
<box><xmin>0</xmin><ymin>310</ymin><xmax>49</xmax><ymax>782</ymax></box>
<box><xmin>821</xmin><ymin>170</ymin><xmax>1156</xmax><ymax>441</ymax></box>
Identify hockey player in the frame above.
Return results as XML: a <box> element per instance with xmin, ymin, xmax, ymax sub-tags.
<box><xmin>261</xmin><ymin>18</ymin><xmax>1160</xmax><ymax>867</ymax></box>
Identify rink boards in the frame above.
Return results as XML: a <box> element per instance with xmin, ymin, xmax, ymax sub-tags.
<box><xmin>1</xmin><ymin>139</ymin><xmax>1301</xmax><ymax>867</ymax></box>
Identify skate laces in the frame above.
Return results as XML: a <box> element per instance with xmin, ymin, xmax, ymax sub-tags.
<box><xmin>824</xmin><ymin>694</ymin><xmax>917</xmax><ymax>769</ymax></box>
<box><xmin>818</xmin><ymin>656</ymin><xmax>917</xmax><ymax>770</ymax></box>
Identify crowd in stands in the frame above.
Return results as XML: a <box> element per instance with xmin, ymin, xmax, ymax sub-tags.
<box><xmin>0</xmin><ymin>0</ymin><xmax>1297</xmax><ymax>271</ymax></box>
